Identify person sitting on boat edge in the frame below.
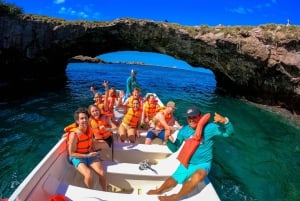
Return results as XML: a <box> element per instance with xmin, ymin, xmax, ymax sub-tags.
<box><xmin>88</xmin><ymin>104</ymin><xmax>117</xmax><ymax>152</ymax></box>
<box><xmin>144</xmin><ymin>101</ymin><xmax>181</xmax><ymax>145</ymax></box>
<box><xmin>147</xmin><ymin>106</ymin><xmax>234</xmax><ymax>201</ymax></box>
<box><xmin>118</xmin><ymin>98</ymin><xmax>143</xmax><ymax>143</ymax></box>
<box><xmin>66</xmin><ymin>107</ymin><xmax>107</xmax><ymax>191</ymax></box>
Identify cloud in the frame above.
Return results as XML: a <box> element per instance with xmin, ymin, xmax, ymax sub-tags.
<box><xmin>54</xmin><ymin>0</ymin><xmax>65</xmax><ymax>4</ymax></box>
<box><xmin>228</xmin><ymin>7</ymin><xmax>253</xmax><ymax>14</ymax></box>
<box><xmin>58</xmin><ymin>6</ymin><xmax>89</xmax><ymax>19</ymax></box>
<box><xmin>55</xmin><ymin>3</ymin><xmax>104</xmax><ymax>20</ymax></box>
<box><xmin>228</xmin><ymin>0</ymin><xmax>277</xmax><ymax>15</ymax></box>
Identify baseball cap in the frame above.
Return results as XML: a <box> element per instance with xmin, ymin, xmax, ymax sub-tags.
<box><xmin>186</xmin><ymin>106</ymin><xmax>201</xmax><ymax>117</ymax></box>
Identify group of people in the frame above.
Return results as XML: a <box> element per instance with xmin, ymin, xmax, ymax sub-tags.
<box><xmin>63</xmin><ymin>69</ymin><xmax>235</xmax><ymax>201</ymax></box>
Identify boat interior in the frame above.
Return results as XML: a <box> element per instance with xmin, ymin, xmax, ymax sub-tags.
<box><xmin>11</xmin><ymin>137</ymin><xmax>217</xmax><ymax>201</ymax></box>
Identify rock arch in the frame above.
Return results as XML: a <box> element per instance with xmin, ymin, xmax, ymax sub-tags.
<box><xmin>0</xmin><ymin>16</ymin><xmax>299</xmax><ymax>114</ymax></box>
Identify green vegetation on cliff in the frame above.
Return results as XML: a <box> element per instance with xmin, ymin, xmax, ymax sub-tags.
<box><xmin>0</xmin><ymin>0</ymin><xmax>23</xmax><ymax>17</ymax></box>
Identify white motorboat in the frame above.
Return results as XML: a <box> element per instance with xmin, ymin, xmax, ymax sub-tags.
<box><xmin>7</xmin><ymin>93</ymin><xmax>221</xmax><ymax>201</ymax></box>
<box><xmin>8</xmin><ymin>137</ymin><xmax>220</xmax><ymax>201</ymax></box>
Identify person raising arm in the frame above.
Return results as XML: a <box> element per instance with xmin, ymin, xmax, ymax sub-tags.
<box><xmin>147</xmin><ymin>106</ymin><xmax>234</xmax><ymax>201</ymax></box>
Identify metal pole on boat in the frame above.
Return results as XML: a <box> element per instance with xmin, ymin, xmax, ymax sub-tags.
<box><xmin>111</xmin><ymin>130</ymin><xmax>117</xmax><ymax>162</ymax></box>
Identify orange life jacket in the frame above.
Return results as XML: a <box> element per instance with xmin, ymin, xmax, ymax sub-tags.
<box><xmin>153</xmin><ymin>111</ymin><xmax>173</xmax><ymax>129</ymax></box>
<box><xmin>107</xmin><ymin>96</ymin><xmax>117</xmax><ymax>111</ymax></box>
<box><xmin>144</xmin><ymin>101</ymin><xmax>158</xmax><ymax>119</ymax></box>
<box><xmin>64</xmin><ymin>122</ymin><xmax>76</xmax><ymax>133</ymax></box>
<box><xmin>67</xmin><ymin>127</ymin><xmax>93</xmax><ymax>154</ymax></box>
<box><xmin>90</xmin><ymin>116</ymin><xmax>112</xmax><ymax>140</ymax></box>
<box><xmin>122</xmin><ymin>108</ymin><xmax>142</xmax><ymax>128</ymax></box>
<box><xmin>177</xmin><ymin>113</ymin><xmax>211</xmax><ymax>167</ymax></box>
<box><xmin>95</xmin><ymin>102</ymin><xmax>105</xmax><ymax>113</ymax></box>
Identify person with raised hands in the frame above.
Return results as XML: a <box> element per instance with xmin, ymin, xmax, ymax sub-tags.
<box><xmin>147</xmin><ymin>106</ymin><xmax>234</xmax><ymax>201</ymax></box>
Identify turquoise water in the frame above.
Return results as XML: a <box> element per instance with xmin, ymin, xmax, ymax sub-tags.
<box><xmin>0</xmin><ymin>63</ymin><xmax>299</xmax><ymax>201</ymax></box>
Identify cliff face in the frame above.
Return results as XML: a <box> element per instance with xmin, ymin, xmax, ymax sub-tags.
<box><xmin>0</xmin><ymin>15</ymin><xmax>300</xmax><ymax>114</ymax></box>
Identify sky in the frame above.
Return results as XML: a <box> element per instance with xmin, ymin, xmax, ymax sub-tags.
<box><xmin>4</xmin><ymin>0</ymin><xmax>299</xmax><ymax>26</ymax></box>
<box><xmin>3</xmin><ymin>0</ymin><xmax>299</xmax><ymax>70</ymax></box>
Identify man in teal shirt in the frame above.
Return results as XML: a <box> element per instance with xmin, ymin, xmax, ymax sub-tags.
<box><xmin>125</xmin><ymin>69</ymin><xmax>140</xmax><ymax>99</ymax></box>
<box><xmin>147</xmin><ymin>106</ymin><xmax>234</xmax><ymax>201</ymax></box>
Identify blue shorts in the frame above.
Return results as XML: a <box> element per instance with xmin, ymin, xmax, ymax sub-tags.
<box><xmin>69</xmin><ymin>155</ymin><xmax>99</xmax><ymax>168</ymax></box>
<box><xmin>172</xmin><ymin>162</ymin><xmax>211</xmax><ymax>184</ymax></box>
<box><xmin>146</xmin><ymin>129</ymin><xmax>165</xmax><ymax>141</ymax></box>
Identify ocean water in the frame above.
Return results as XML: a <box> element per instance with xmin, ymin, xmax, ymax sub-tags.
<box><xmin>0</xmin><ymin>63</ymin><xmax>299</xmax><ymax>201</ymax></box>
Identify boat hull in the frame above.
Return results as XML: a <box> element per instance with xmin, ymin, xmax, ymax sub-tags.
<box><xmin>8</xmin><ymin>138</ymin><xmax>220</xmax><ymax>201</ymax></box>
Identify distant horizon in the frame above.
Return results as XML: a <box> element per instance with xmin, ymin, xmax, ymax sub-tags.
<box><xmin>99</xmin><ymin>51</ymin><xmax>213</xmax><ymax>74</ymax></box>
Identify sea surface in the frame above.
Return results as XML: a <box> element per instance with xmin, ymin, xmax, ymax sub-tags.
<box><xmin>0</xmin><ymin>63</ymin><xmax>299</xmax><ymax>201</ymax></box>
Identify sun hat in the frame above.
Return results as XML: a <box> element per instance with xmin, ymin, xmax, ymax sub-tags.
<box><xmin>166</xmin><ymin>101</ymin><xmax>176</xmax><ymax>109</ymax></box>
<box><xmin>186</xmin><ymin>106</ymin><xmax>201</xmax><ymax>117</ymax></box>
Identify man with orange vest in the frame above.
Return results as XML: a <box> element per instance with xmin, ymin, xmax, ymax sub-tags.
<box><xmin>144</xmin><ymin>101</ymin><xmax>181</xmax><ymax>144</ymax></box>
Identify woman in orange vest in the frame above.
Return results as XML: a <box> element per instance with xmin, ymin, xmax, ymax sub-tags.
<box><xmin>93</xmin><ymin>92</ymin><xmax>106</xmax><ymax>114</ymax></box>
<box><xmin>118</xmin><ymin>98</ymin><xmax>142</xmax><ymax>143</ymax></box>
<box><xmin>90</xmin><ymin>84</ymin><xmax>106</xmax><ymax>115</ymax></box>
<box><xmin>141</xmin><ymin>93</ymin><xmax>160</xmax><ymax>129</ymax></box>
<box><xmin>67</xmin><ymin>107</ymin><xmax>106</xmax><ymax>190</ymax></box>
<box><xmin>123</xmin><ymin>87</ymin><xmax>144</xmax><ymax>112</ymax></box>
<box><xmin>88</xmin><ymin>104</ymin><xmax>117</xmax><ymax>151</ymax></box>
<box><xmin>102</xmin><ymin>81</ymin><xmax>125</xmax><ymax>125</ymax></box>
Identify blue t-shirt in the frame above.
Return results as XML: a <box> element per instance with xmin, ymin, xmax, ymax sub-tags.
<box><xmin>126</xmin><ymin>76</ymin><xmax>139</xmax><ymax>96</ymax></box>
<box><xmin>166</xmin><ymin>120</ymin><xmax>234</xmax><ymax>165</ymax></box>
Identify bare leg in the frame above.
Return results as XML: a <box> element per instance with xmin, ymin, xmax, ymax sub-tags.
<box><xmin>147</xmin><ymin>177</ymin><xmax>177</xmax><ymax>195</ymax></box>
<box><xmin>77</xmin><ymin>163</ymin><xmax>93</xmax><ymax>188</ymax></box>
<box><xmin>118</xmin><ymin>125</ymin><xmax>126</xmax><ymax>142</ymax></box>
<box><xmin>128</xmin><ymin>128</ymin><xmax>136</xmax><ymax>143</ymax></box>
<box><xmin>90</xmin><ymin>159</ymin><xmax>107</xmax><ymax>191</ymax></box>
<box><xmin>128</xmin><ymin>135</ymin><xmax>136</xmax><ymax>143</ymax></box>
<box><xmin>119</xmin><ymin>134</ymin><xmax>126</xmax><ymax>142</ymax></box>
<box><xmin>158</xmin><ymin>169</ymin><xmax>207</xmax><ymax>201</ymax></box>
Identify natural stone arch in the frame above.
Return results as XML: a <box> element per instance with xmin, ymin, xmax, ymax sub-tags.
<box><xmin>0</xmin><ymin>16</ymin><xmax>299</xmax><ymax>114</ymax></box>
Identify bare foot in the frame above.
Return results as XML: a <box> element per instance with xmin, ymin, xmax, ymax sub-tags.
<box><xmin>158</xmin><ymin>194</ymin><xmax>180</xmax><ymax>201</ymax></box>
<box><xmin>147</xmin><ymin>189</ymin><xmax>162</xmax><ymax>195</ymax></box>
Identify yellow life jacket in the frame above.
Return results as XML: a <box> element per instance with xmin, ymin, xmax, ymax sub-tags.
<box><xmin>122</xmin><ymin>108</ymin><xmax>142</xmax><ymax>128</ymax></box>
<box><xmin>95</xmin><ymin>102</ymin><xmax>105</xmax><ymax>113</ymax></box>
<box><xmin>127</xmin><ymin>96</ymin><xmax>144</xmax><ymax>110</ymax></box>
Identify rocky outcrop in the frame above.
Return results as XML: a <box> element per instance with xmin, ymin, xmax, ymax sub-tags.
<box><xmin>0</xmin><ymin>15</ymin><xmax>300</xmax><ymax>114</ymax></box>
<box><xmin>68</xmin><ymin>55</ymin><xmax>105</xmax><ymax>63</ymax></box>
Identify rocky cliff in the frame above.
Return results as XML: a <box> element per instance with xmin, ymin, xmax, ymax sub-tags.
<box><xmin>0</xmin><ymin>15</ymin><xmax>300</xmax><ymax>114</ymax></box>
